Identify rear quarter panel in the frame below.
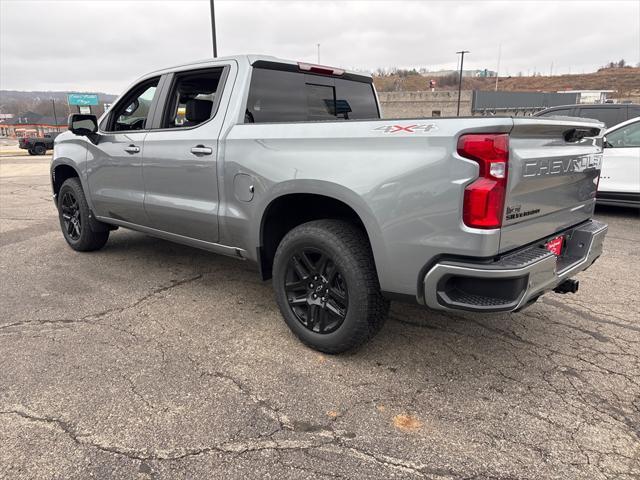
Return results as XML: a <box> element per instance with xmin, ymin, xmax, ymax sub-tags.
<box><xmin>221</xmin><ymin>118</ymin><xmax>513</xmax><ymax>296</ymax></box>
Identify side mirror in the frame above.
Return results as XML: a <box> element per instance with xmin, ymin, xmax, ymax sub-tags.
<box><xmin>68</xmin><ymin>114</ymin><xmax>98</xmax><ymax>136</ymax></box>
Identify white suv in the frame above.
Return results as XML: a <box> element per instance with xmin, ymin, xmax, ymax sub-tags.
<box><xmin>599</xmin><ymin>117</ymin><xmax>640</xmax><ymax>207</ymax></box>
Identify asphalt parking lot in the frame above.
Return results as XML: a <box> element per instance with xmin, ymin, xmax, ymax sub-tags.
<box><xmin>0</xmin><ymin>154</ymin><xmax>638</xmax><ymax>480</ymax></box>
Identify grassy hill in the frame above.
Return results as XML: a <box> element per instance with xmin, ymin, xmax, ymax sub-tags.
<box><xmin>374</xmin><ymin>67</ymin><xmax>640</xmax><ymax>99</ymax></box>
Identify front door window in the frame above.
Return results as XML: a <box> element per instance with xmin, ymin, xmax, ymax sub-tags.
<box><xmin>107</xmin><ymin>78</ymin><xmax>159</xmax><ymax>132</ymax></box>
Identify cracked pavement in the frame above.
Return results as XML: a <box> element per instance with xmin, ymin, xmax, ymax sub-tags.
<box><xmin>1</xmin><ymin>155</ymin><xmax>639</xmax><ymax>479</ymax></box>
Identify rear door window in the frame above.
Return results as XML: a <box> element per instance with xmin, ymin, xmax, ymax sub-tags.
<box><xmin>161</xmin><ymin>67</ymin><xmax>225</xmax><ymax>128</ymax></box>
<box><xmin>246</xmin><ymin>67</ymin><xmax>379</xmax><ymax>123</ymax></box>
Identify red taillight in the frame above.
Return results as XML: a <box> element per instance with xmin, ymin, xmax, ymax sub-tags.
<box><xmin>458</xmin><ymin>133</ymin><xmax>509</xmax><ymax>229</ymax></box>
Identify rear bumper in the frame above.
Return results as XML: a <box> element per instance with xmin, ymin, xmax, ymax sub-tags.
<box><xmin>423</xmin><ymin>219</ymin><xmax>607</xmax><ymax>313</ymax></box>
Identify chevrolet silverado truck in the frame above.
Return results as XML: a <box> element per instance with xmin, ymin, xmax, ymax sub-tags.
<box><xmin>51</xmin><ymin>55</ymin><xmax>607</xmax><ymax>353</ymax></box>
<box><xmin>19</xmin><ymin>133</ymin><xmax>58</xmax><ymax>155</ymax></box>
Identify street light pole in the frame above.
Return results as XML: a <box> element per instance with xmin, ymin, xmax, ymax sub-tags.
<box><xmin>51</xmin><ymin>99</ymin><xmax>59</xmax><ymax>132</ymax></box>
<box><xmin>494</xmin><ymin>43</ymin><xmax>501</xmax><ymax>92</ymax></box>
<box><xmin>209</xmin><ymin>0</ymin><xmax>217</xmax><ymax>57</ymax></box>
<box><xmin>456</xmin><ymin>50</ymin><xmax>469</xmax><ymax>116</ymax></box>
<box><xmin>317</xmin><ymin>43</ymin><xmax>320</xmax><ymax>64</ymax></box>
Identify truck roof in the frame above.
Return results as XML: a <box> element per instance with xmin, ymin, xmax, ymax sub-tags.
<box><xmin>144</xmin><ymin>54</ymin><xmax>371</xmax><ymax>80</ymax></box>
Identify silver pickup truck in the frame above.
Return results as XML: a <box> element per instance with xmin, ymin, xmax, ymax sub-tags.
<box><xmin>52</xmin><ymin>55</ymin><xmax>607</xmax><ymax>353</ymax></box>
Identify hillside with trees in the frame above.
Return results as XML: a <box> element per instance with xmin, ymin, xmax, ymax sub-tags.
<box><xmin>0</xmin><ymin>91</ymin><xmax>116</xmax><ymax>119</ymax></box>
<box><xmin>374</xmin><ymin>66</ymin><xmax>640</xmax><ymax>100</ymax></box>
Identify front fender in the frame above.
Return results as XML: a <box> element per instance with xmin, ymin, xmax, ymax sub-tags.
<box><xmin>51</xmin><ymin>133</ymin><xmax>91</xmax><ymax>208</ymax></box>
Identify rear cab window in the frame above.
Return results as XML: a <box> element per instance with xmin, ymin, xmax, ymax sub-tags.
<box><xmin>245</xmin><ymin>64</ymin><xmax>379</xmax><ymax>123</ymax></box>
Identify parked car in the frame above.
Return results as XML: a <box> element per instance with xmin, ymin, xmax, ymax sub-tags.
<box><xmin>597</xmin><ymin>117</ymin><xmax>640</xmax><ymax>207</ymax></box>
<box><xmin>18</xmin><ymin>133</ymin><xmax>58</xmax><ymax>155</ymax></box>
<box><xmin>535</xmin><ymin>103</ymin><xmax>640</xmax><ymax>127</ymax></box>
<box><xmin>51</xmin><ymin>55</ymin><xmax>608</xmax><ymax>353</ymax></box>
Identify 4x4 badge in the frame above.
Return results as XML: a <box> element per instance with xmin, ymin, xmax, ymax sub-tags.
<box><xmin>374</xmin><ymin>124</ymin><xmax>437</xmax><ymax>134</ymax></box>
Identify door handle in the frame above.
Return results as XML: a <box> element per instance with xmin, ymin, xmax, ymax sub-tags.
<box><xmin>124</xmin><ymin>144</ymin><xmax>140</xmax><ymax>154</ymax></box>
<box><xmin>190</xmin><ymin>145</ymin><xmax>213</xmax><ymax>155</ymax></box>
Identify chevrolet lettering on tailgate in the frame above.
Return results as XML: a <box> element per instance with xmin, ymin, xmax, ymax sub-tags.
<box><xmin>523</xmin><ymin>153</ymin><xmax>603</xmax><ymax>178</ymax></box>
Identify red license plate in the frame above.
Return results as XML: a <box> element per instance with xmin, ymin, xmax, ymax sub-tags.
<box><xmin>545</xmin><ymin>235</ymin><xmax>565</xmax><ymax>256</ymax></box>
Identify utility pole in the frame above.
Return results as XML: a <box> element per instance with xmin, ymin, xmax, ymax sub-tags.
<box><xmin>494</xmin><ymin>43</ymin><xmax>501</xmax><ymax>91</ymax></box>
<box><xmin>209</xmin><ymin>0</ymin><xmax>217</xmax><ymax>57</ymax></box>
<box><xmin>317</xmin><ymin>43</ymin><xmax>320</xmax><ymax>64</ymax></box>
<box><xmin>456</xmin><ymin>50</ymin><xmax>469</xmax><ymax>116</ymax></box>
<box><xmin>51</xmin><ymin>99</ymin><xmax>58</xmax><ymax>132</ymax></box>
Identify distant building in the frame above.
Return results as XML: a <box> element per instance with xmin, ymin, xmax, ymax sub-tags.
<box><xmin>377</xmin><ymin>90</ymin><xmax>585</xmax><ymax>119</ymax></box>
<box><xmin>0</xmin><ymin>111</ymin><xmax>66</xmax><ymax>138</ymax></box>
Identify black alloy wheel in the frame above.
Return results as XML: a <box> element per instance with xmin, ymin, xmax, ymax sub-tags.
<box><xmin>272</xmin><ymin>219</ymin><xmax>389</xmax><ymax>354</ymax></box>
<box><xmin>60</xmin><ymin>191</ymin><xmax>81</xmax><ymax>241</ymax></box>
<box><xmin>57</xmin><ymin>177</ymin><xmax>109</xmax><ymax>251</ymax></box>
<box><xmin>284</xmin><ymin>247</ymin><xmax>349</xmax><ymax>334</ymax></box>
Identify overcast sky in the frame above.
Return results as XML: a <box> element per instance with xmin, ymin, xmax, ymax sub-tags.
<box><xmin>1</xmin><ymin>0</ymin><xmax>639</xmax><ymax>93</ymax></box>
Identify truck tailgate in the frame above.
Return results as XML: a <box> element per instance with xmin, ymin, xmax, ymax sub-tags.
<box><xmin>500</xmin><ymin>118</ymin><xmax>604</xmax><ymax>252</ymax></box>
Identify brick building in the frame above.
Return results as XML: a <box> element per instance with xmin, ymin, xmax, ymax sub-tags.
<box><xmin>0</xmin><ymin>112</ymin><xmax>66</xmax><ymax>138</ymax></box>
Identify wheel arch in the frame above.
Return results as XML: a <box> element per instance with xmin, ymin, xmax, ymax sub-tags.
<box><xmin>51</xmin><ymin>161</ymin><xmax>88</xmax><ymax>208</ymax></box>
<box><xmin>255</xmin><ymin>181</ymin><xmax>388</xmax><ymax>283</ymax></box>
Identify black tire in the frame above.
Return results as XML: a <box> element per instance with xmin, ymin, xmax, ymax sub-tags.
<box><xmin>34</xmin><ymin>144</ymin><xmax>47</xmax><ymax>155</ymax></box>
<box><xmin>273</xmin><ymin>219</ymin><xmax>389</xmax><ymax>354</ymax></box>
<box><xmin>28</xmin><ymin>148</ymin><xmax>37</xmax><ymax>155</ymax></box>
<box><xmin>57</xmin><ymin>177</ymin><xmax>109</xmax><ymax>251</ymax></box>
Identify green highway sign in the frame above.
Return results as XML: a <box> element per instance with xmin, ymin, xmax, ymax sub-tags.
<box><xmin>67</xmin><ymin>93</ymin><xmax>99</xmax><ymax>106</ymax></box>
